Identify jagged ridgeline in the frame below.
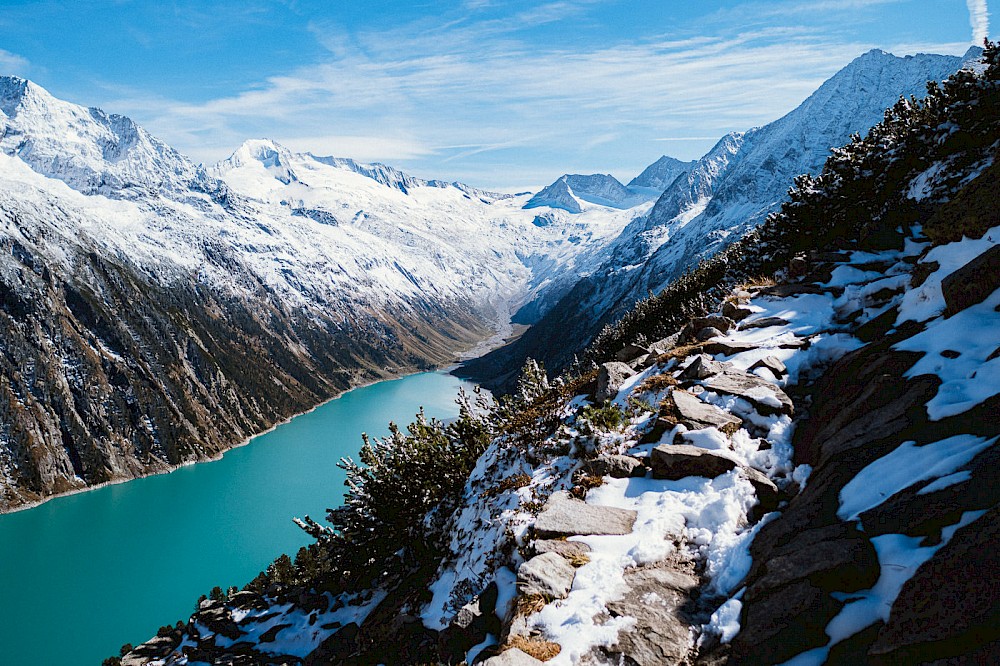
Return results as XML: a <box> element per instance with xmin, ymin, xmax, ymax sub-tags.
<box><xmin>589</xmin><ymin>43</ymin><xmax>1000</xmax><ymax>361</ymax></box>
<box><xmin>117</xmin><ymin>44</ymin><xmax>1000</xmax><ymax>665</ymax></box>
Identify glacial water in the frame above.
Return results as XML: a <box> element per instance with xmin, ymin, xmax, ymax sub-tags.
<box><xmin>0</xmin><ymin>371</ymin><xmax>476</xmax><ymax>666</ymax></box>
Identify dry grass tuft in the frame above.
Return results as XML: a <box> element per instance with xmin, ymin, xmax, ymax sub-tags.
<box><xmin>505</xmin><ymin>635</ymin><xmax>562</xmax><ymax>661</ymax></box>
<box><xmin>637</xmin><ymin>372</ymin><xmax>678</xmax><ymax>393</ymax></box>
<box><xmin>515</xmin><ymin>593</ymin><xmax>549</xmax><ymax>617</ymax></box>
<box><xmin>566</xmin><ymin>552</ymin><xmax>591</xmax><ymax>567</ymax></box>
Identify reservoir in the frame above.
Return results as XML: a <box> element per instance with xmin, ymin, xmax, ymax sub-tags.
<box><xmin>0</xmin><ymin>371</ymin><xmax>477</xmax><ymax>666</ymax></box>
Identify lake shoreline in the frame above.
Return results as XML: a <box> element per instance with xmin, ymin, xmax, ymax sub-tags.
<box><xmin>0</xmin><ymin>361</ymin><xmax>469</xmax><ymax>517</ymax></box>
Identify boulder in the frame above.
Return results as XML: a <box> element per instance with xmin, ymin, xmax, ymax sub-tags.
<box><xmin>650</xmin><ymin>444</ymin><xmax>738</xmax><ymax>480</ymax></box>
<box><xmin>671</xmin><ymin>389</ymin><xmax>742</xmax><ymax>435</ymax></box>
<box><xmin>722</xmin><ymin>300</ymin><xmax>753</xmax><ymax>321</ymax></box>
<box><xmin>517</xmin><ymin>553</ymin><xmax>576</xmax><ymax>599</ymax></box>
<box><xmin>749</xmin><ymin>356</ymin><xmax>787</xmax><ymax>377</ymax></box>
<box><xmin>679</xmin><ymin>354</ymin><xmax>727</xmax><ymax>380</ymax></box>
<box><xmin>701</xmin><ymin>370</ymin><xmax>794</xmax><ymax>416</ymax></box>
<box><xmin>742</xmin><ymin>467</ymin><xmax>780</xmax><ymax>514</ymax></box>
<box><xmin>584</xmin><ymin>454</ymin><xmax>644</xmax><ymax>478</ymax></box>
<box><xmin>595</xmin><ymin>362</ymin><xmax>635</xmax><ymax>403</ymax></box>
<box><xmin>941</xmin><ymin>244</ymin><xmax>1000</xmax><ymax>316</ymax></box>
<box><xmin>602</xmin><ymin>565</ymin><xmax>699</xmax><ymax>665</ymax></box>
<box><xmin>534</xmin><ymin>491</ymin><xmax>637</xmax><ymax>537</ymax></box>
<box><xmin>482</xmin><ymin>648</ymin><xmax>545</xmax><ymax>666</ymax></box>
<box><xmin>691</xmin><ymin>316</ymin><xmax>736</xmax><ymax>333</ymax></box>
<box><xmin>696</xmin><ymin>327</ymin><xmax>725</xmax><ymax>341</ymax></box>
<box><xmin>615</xmin><ymin>343</ymin><xmax>650</xmax><ymax>363</ymax></box>
<box><xmin>533</xmin><ymin>539</ymin><xmax>592</xmax><ymax>559</ymax></box>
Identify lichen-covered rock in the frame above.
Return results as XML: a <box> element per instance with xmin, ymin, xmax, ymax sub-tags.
<box><xmin>517</xmin><ymin>552</ymin><xmax>576</xmax><ymax>599</ymax></box>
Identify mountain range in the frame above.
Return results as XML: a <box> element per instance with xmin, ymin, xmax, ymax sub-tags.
<box><xmin>0</xmin><ymin>46</ymin><xmax>979</xmax><ymax>510</ymax></box>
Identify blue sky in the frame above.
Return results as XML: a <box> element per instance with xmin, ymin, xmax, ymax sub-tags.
<box><xmin>0</xmin><ymin>0</ymin><xmax>987</xmax><ymax>189</ymax></box>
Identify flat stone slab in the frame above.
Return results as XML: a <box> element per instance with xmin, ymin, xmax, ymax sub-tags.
<box><xmin>671</xmin><ymin>389</ymin><xmax>742</xmax><ymax>435</ymax></box>
<box><xmin>739</xmin><ymin>316</ymin><xmax>790</xmax><ymax>330</ymax></box>
<box><xmin>604</xmin><ymin>565</ymin><xmax>699</xmax><ymax>666</ymax></box>
<box><xmin>650</xmin><ymin>444</ymin><xmax>738</xmax><ymax>480</ymax></box>
<box><xmin>702</xmin><ymin>370</ymin><xmax>794</xmax><ymax>416</ymax></box>
<box><xmin>742</xmin><ymin>467</ymin><xmax>780</xmax><ymax>513</ymax></box>
<box><xmin>942</xmin><ymin>244</ymin><xmax>1000</xmax><ymax>316</ymax></box>
<box><xmin>702</xmin><ymin>340</ymin><xmax>761</xmax><ymax>356</ymax></box>
<box><xmin>615</xmin><ymin>343</ymin><xmax>650</xmax><ymax>363</ymax></box>
<box><xmin>534</xmin><ymin>491</ymin><xmax>637</xmax><ymax>537</ymax></box>
<box><xmin>517</xmin><ymin>552</ymin><xmax>576</xmax><ymax>600</ymax></box>
<box><xmin>533</xmin><ymin>539</ymin><xmax>592</xmax><ymax>559</ymax></box>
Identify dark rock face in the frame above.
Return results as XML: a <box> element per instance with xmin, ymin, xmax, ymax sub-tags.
<box><xmin>941</xmin><ymin>244</ymin><xmax>1000</xmax><ymax>316</ymax></box>
<box><xmin>869</xmin><ymin>507</ymin><xmax>1000</xmax><ymax>664</ymax></box>
<box><xmin>732</xmin><ymin>579</ymin><xmax>844</xmax><ymax>665</ymax></box>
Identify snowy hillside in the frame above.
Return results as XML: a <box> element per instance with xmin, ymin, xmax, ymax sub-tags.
<box><xmin>464</xmin><ymin>48</ymin><xmax>980</xmax><ymax>389</ymax></box>
<box><xmin>0</xmin><ymin>77</ymin><xmax>652</xmax><ymax>510</ymax></box>
<box><xmin>627</xmin><ymin>155</ymin><xmax>697</xmax><ymax>195</ymax></box>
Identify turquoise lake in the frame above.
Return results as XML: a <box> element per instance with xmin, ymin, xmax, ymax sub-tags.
<box><xmin>0</xmin><ymin>371</ymin><xmax>476</xmax><ymax>666</ymax></box>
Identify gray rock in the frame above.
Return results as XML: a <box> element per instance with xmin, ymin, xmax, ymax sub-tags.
<box><xmin>739</xmin><ymin>316</ymin><xmax>790</xmax><ymax>330</ymax></box>
<box><xmin>603</xmin><ymin>565</ymin><xmax>699</xmax><ymax>666</ymax></box>
<box><xmin>533</xmin><ymin>539</ymin><xmax>592</xmax><ymax>558</ymax></box>
<box><xmin>671</xmin><ymin>389</ymin><xmax>742</xmax><ymax>435</ymax></box>
<box><xmin>517</xmin><ymin>552</ymin><xmax>576</xmax><ymax>599</ymax></box>
<box><xmin>696</xmin><ymin>326</ymin><xmax>726</xmax><ymax>341</ymax></box>
<box><xmin>535</xmin><ymin>491</ymin><xmax>637</xmax><ymax>537</ymax></box>
<box><xmin>722</xmin><ymin>300</ymin><xmax>753</xmax><ymax>321</ymax></box>
<box><xmin>941</xmin><ymin>244</ymin><xmax>1000</xmax><ymax>316</ymax></box>
<box><xmin>482</xmin><ymin>648</ymin><xmax>545</xmax><ymax>666</ymax></box>
<box><xmin>615</xmin><ymin>343</ymin><xmax>650</xmax><ymax>363</ymax></box>
<box><xmin>584</xmin><ymin>454</ymin><xmax>644</xmax><ymax>478</ymax></box>
<box><xmin>749</xmin><ymin>355</ymin><xmax>787</xmax><ymax>377</ymax></box>
<box><xmin>650</xmin><ymin>444</ymin><xmax>738</xmax><ymax>480</ymax></box>
<box><xmin>596</xmin><ymin>362</ymin><xmax>635</xmax><ymax>403</ymax></box>
<box><xmin>651</xmin><ymin>332</ymin><xmax>682</xmax><ymax>351</ymax></box>
<box><xmin>679</xmin><ymin>354</ymin><xmax>727</xmax><ymax>380</ymax></box>
<box><xmin>701</xmin><ymin>370</ymin><xmax>794</xmax><ymax>416</ymax></box>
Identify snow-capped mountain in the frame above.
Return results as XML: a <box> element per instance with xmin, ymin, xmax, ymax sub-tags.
<box><xmin>463</xmin><ymin>48</ymin><xmax>980</xmax><ymax>388</ymax></box>
<box><xmin>525</xmin><ymin>173</ymin><xmax>650</xmax><ymax>213</ymax></box>
<box><xmin>0</xmin><ymin>77</ymin><xmax>652</xmax><ymax>510</ymax></box>
<box><xmin>627</xmin><ymin>154</ymin><xmax>697</xmax><ymax>193</ymax></box>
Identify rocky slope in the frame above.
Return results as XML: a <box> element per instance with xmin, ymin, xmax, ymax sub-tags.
<box><xmin>0</xmin><ymin>78</ymin><xmax>655</xmax><ymax>511</ymax></box>
<box><xmin>117</xmin><ymin>45</ymin><xmax>1000</xmax><ymax>665</ymax></box>
<box><xmin>463</xmin><ymin>48</ymin><xmax>979</xmax><ymax>392</ymax></box>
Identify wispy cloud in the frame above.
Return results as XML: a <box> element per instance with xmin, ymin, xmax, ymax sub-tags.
<box><xmin>967</xmin><ymin>0</ymin><xmax>990</xmax><ymax>44</ymax></box>
<box><xmin>95</xmin><ymin>2</ymin><xmax>969</xmax><ymax>187</ymax></box>
<box><xmin>0</xmin><ymin>49</ymin><xmax>30</xmax><ymax>76</ymax></box>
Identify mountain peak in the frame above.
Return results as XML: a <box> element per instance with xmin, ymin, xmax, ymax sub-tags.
<box><xmin>628</xmin><ymin>155</ymin><xmax>696</xmax><ymax>191</ymax></box>
<box><xmin>524</xmin><ymin>173</ymin><xmax>644</xmax><ymax>213</ymax></box>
